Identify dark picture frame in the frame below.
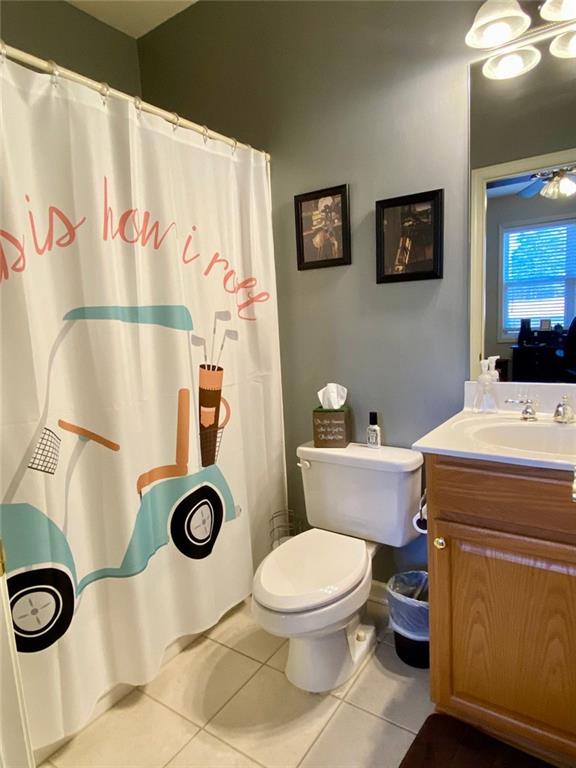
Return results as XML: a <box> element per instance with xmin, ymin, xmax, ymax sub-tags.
<box><xmin>294</xmin><ymin>184</ymin><xmax>351</xmax><ymax>270</ymax></box>
<box><xmin>376</xmin><ymin>189</ymin><xmax>443</xmax><ymax>283</ymax></box>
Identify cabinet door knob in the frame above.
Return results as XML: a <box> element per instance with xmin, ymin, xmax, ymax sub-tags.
<box><xmin>433</xmin><ymin>537</ymin><xmax>446</xmax><ymax>550</ymax></box>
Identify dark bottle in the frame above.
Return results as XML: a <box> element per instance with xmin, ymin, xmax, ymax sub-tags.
<box><xmin>518</xmin><ymin>318</ymin><xmax>532</xmax><ymax>346</ymax></box>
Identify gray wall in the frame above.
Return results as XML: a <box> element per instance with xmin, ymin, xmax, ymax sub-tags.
<box><xmin>0</xmin><ymin>0</ymin><xmax>141</xmax><ymax>95</ymax></box>
<box><xmin>485</xmin><ymin>193</ymin><xmax>576</xmax><ymax>360</ymax></box>
<box><xmin>139</xmin><ymin>1</ymin><xmax>476</xmax><ymax>578</ymax></box>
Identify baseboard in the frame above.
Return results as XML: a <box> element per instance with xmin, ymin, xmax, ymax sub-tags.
<box><xmin>369</xmin><ymin>579</ymin><xmax>388</xmax><ymax>605</ymax></box>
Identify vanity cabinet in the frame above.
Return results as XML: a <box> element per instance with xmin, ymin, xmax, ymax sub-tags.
<box><xmin>426</xmin><ymin>454</ymin><xmax>576</xmax><ymax>766</ymax></box>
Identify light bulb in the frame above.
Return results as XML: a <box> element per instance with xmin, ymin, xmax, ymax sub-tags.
<box><xmin>496</xmin><ymin>52</ymin><xmax>524</xmax><ymax>77</ymax></box>
<box><xmin>550</xmin><ymin>31</ymin><xmax>576</xmax><ymax>58</ymax></box>
<box><xmin>482</xmin><ymin>20</ymin><xmax>513</xmax><ymax>46</ymax></box>
<box><xmin>465</xmin><ymin>0</ymin><xmax>531</xmax><ymax>49</ymax></box>
<box><xmin>540</xmin><ymin>178</ymin><xmax>561</xmax><ymax>199</ymax></box>
<box><xmin>540</xmin><ymin>0</ymin><xmax>576</xmax><ymax>21</ymax></box>
<box><xmin>559</xmin><ymin>175</ymin><xmax>576</xmax><ymax>197</ymax></box>
<box><xmin>482</xmin><ymin>46</ymin><xmax>541</xmax><ymax>79</ymax></box>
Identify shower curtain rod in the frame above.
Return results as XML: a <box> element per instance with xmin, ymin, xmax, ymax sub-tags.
<box><xmin>0</xmin><ymin>42</ymin><xmax>270</xmax><ymax>162</ymax></box>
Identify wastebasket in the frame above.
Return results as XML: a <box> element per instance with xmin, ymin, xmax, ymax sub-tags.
<box><xmin>386</xmin><ymin>570</ymin><xmax>429</xmax><ymax>669</ymax></box>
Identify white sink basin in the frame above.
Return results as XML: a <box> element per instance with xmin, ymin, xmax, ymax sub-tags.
<box><xmin>469</xmin><ymin>420</ymin><xmax>576</xmax><ymax>458</ymax></box>
<box><xmin>414</xmin><ymin>411</ymin><xmax>576</xmax><ymax>470</ymax></box>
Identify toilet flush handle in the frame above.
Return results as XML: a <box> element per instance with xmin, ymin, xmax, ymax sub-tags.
<box><xmin>297</xmin><ymin>460</ymin><xmax>311</xmax><ymax>470</ymax></box>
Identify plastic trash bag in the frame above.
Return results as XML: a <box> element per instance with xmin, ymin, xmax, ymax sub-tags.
<box><xmin>386</xmin><ymin>570</ymin><xmax>429</xmax><ymax>642</ymax></box>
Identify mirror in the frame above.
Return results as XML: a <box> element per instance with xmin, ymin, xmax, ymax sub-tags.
<box><xmin>469</xmin><ymin>34</ymin><xmax>576</xmax><ymax>382</ymax></box>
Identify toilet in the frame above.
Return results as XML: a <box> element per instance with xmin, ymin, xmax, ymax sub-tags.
<box><xmin>252</xmin><ymin>441</ymin><xmax>423</xmax><ymax>693</ymax></box>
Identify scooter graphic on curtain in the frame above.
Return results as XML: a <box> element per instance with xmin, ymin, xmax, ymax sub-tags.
<box><xmin>0</xmin><ymin>305</ymin><xmax>239</xmax><ymax>653</ymax></box>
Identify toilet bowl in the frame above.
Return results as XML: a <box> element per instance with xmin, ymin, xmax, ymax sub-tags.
<box><xmin>252</xmin><ymin>441</ymin><xmax>423</xmax><ymax>693</ymax></box>
<box><xmin>252</xmin><ymin>528</ymin><xmax>379</xmax><ymax>692</ymax></box>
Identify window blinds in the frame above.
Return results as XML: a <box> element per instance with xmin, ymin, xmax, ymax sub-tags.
<box><xmin>501</xmin><ymin>220</ymin><xmax>576</xmax><ymax>335</ymax></box>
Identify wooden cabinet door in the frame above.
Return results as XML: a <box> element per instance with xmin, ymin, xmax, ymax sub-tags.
<box><xmin>430</xmin><ymin>519</ymin><xmax>576</xmax><ymax>762</ymax></box>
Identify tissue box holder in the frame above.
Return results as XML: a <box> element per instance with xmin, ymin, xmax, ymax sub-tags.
<box><xmin>313</xmin><ymin>406</ymin><xmax>350</xmax><ymax>448</ymax></box>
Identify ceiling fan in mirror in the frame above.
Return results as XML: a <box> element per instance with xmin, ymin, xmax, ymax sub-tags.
<box><xmin>520</xmin><ymin>167</ymin><xmax>576</xmax><ymax>198</ymax></box>
<box><xmin>487</xmin><ymin>167</ymin><xmax>576</xmax><ymax>199</ymax></box>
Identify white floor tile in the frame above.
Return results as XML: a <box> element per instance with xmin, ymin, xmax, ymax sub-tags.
<box><xmin>265</xmin><ymin>641</ymin><xmax>287</xmax><ymax>672</ymax></box>
<box><xmin>167</xmin><ymin>731</ymin><xmax>260</xmax><ymax>768</ymax></box>
<box><xmin>51</xmin><ymin>690</ymin><xmax>197</xmax><ymax>768</ymax></box>
<box><xmin>331</xmin><ymin>651</ymin><xmax>374</xmax><ymax>699</ymax></box>
<box><xmin>207</xmin><ymin>600</ymin><xmax>285</xmax><ymax>662</ymax></box>
<box><xmin>206</xmin><ymin>665</ymin><xmax>339</xmax><ymax>768</ymax></box>
<box><xmin>300</xmin><ymin>702</ymin><xmax>414</xmax><ymax>768</ymax></box>
<box><xmin>143</xmin><ymin>637</ymin><xmax>260</xmax><ymax>726</ymax></box>
<box><xmin>345</xmin><ymin>641</ymin><xmax>433</xmax><ymax>733</ymax></box>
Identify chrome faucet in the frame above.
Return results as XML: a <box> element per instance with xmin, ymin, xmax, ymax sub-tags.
<box><xmin>553</xmin><ymin>395</ymin><xmax>575</xmax><ymax>424</ymax></box>
<box><xmin>504</xmin><ymin>398</ymin><xmax>537</xmax><ymax>421</ymax></box>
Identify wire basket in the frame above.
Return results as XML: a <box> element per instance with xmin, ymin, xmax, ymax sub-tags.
<box><xmin>270</xmin><ymin>509</ymin><xmax>306</xmax><ymax>549</ymax></box>
<box><xmin>28</xmin><ymin>427</ymin><xmax>61</xmax><ymax>474</ymax></box>
<box><xmin>200</xmin><ymin>426</ymin><xmax>224</xmax><ymax>467</ymax></box>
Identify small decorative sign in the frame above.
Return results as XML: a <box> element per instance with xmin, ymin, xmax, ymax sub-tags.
<box><xmin>312</xmin><ymin>407</ymin><xmax>350</xmax><ymax>448</ymax></box>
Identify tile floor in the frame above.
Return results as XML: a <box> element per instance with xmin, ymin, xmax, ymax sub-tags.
<box><xmin>43</xmin><ymin>599</ymin><xmax>433</xmax><ymax>768</ymax></box>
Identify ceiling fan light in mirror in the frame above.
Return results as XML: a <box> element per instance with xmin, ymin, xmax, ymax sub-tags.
<box><xmin>465</xmin><ymin>0</ymin><xmax>531</xmax><ymax>49</ymax></box>
<box><xmin>540</xmin><ymin>173</ymin><xmax>576</xmax><ymax>199</ymax></box>
<box><xmin>550</xmin><ymin>30</ymin><xmax>576</xmax><ymax>57</ymax></box>
<box><xmin>540</xmin><ymin>0</ymin><xmax>576</xmax><ymax>21</ymax></box>
<box><xmin>482</xmin><ymin>46</ymin><xmax>541</xmax><ymax>79</ymax></box>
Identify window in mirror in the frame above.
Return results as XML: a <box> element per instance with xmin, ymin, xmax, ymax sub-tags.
<box><xmin>483</xmin><ymin>164</ymin><xmax>576</xmax><ymax>382</ymax></box>
<box><xmin>500</xmin><ymin>219</ymin><xmax>576</xmax><ymax>338</ymax></box>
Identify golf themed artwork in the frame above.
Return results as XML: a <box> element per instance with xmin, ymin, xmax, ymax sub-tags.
<box><xmin>0</xmin><ymin>58</ymin><xmax>285</xmax><ymax>748</ymax></box>
<box><xmin>2</xmin><ymin>305</ymin><xmax>240</xmax><ymax>654</ymax></box>
<box><xmin>294</xmin><ymin>184</ymin><xmax>351</xmax><ymax>270</ymax></box>
<box><xmin>376</xmin><ymin>189</ymin><xmax>444</xmax><ymax>283</ymax></box>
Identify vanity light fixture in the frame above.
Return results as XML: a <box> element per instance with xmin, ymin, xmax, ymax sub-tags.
<box><xmin>482</xmin><ymin>45</ymin><xmax>541</xmax><ymax>79</ymax></box>
<box><xmin>540</xmin><ymin>0</ymin><xmax>576</xmax><ymax>22</ymax></box>
<box><xmin>550</xmin><ymin>29</ymin><xmax>576</xmax><ymax>56</ymax></box>
<box><xmin>540</xmin><ymin>170</ymin><xmax>576</xmax><ymax>198</ymax></box>
<box><xmin>465</xmin><ymin>0</ymin><xmax>531</xmax><ymax>48</ymax></box>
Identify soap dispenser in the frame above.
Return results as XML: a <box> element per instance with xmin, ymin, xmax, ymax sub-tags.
<box><xmin>473</xmin><ymin>360</ymin><xmax>499</xmax><ymax>414</ymax></box>
<box><xmin>487</xmin><ymin>356</ymin><xmax>499</xmax><ymax>382</ymax></box>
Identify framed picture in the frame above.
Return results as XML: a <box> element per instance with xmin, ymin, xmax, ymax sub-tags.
<box><xmin>376</xmin><ymin>189</ymin><xmax>443</xmax><ymax>283</ymax></box>
<box><xmin>294</xmin><ymin>184</ymin><xmax>351</xmax><ymax>270</ymax></box>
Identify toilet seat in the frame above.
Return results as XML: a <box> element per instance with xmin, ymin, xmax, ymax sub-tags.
<box><xmin>253</xmin><ymin>529</ymin><xmax>368</xmax><ymax>613</ymax></box>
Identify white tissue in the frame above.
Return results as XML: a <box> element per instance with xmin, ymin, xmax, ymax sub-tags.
<box><xmin>317</xmin><ymin>383</ymin><xmax>347</xmax><ymax>409</ymax></box>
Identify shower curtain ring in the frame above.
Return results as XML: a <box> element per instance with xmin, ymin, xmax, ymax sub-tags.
<box><xmin>0</xmin><ymin>41</ymin><xmax>7</xmax><ymax>65</ymax></box>
<box><xmin>47</xmin><ymin>60</ymin><xmax>60</xmax><ymax>86</ymax></box>
<box><xmin>134</xmin><ymin>96</ymin><xmax>143</xmax><ymax>119</ymax></box>
<box><xmin>100</xmin><ymin>82</ymin><xmax>110</xmax><ymax>106</ymax></box>
<box><xmin>232</xmin><ymin>138</ymin><xmax>238</xmax><ymax>155</ymax></box>
<box><xmin>202</xmin><ymin>125</ymin><xmax>209</xmax><ymax>144</ymax></box>
<box><xmin>172</xmin><ymin>113</ymin><xmax>180</xmax><ymax>132</ymax></box>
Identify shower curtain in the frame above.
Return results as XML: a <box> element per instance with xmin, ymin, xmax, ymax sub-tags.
<box><xmin>0</xmin><ymin>58</ymin><xmax>285</xmax><ymax>747</ymax></box>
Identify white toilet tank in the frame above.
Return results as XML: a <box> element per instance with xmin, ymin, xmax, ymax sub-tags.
<box><xmin>297</xmin><ymin>442</ymin><xmax>423</xmax><ymax>547</ymax></box>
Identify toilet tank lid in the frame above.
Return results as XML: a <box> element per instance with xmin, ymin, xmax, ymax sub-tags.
<box><xmin>297</xmin><ymin>442</ymin><xmax>423</xmax><ymax>472</ymax></box>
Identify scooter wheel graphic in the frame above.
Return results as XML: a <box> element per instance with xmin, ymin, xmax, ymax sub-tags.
<box><xmin>8</xmin><ymin>568</ymin><xmax>75</xmax><ymax>653</ymax></box>
<box><xmin>170</xmin><ymin>485</ymin><xmax>224</xmax><ymax>560</ymax></box>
